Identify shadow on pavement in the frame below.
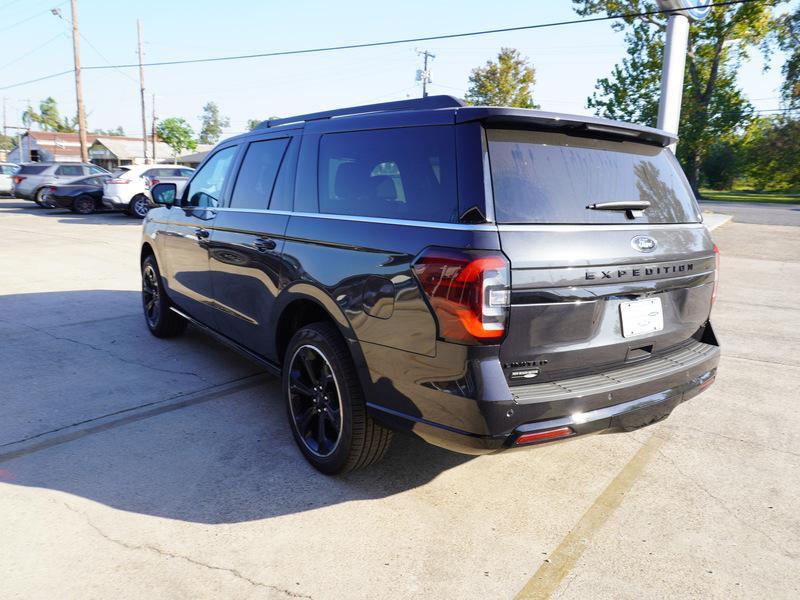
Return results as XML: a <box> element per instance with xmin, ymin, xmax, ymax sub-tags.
<box><xmin>0</xmin><ymin>289</ymin><xmax>474</xmax><ymax>524</ymax></box>
<box><xmin>0</xmin><ymin>198</ymin><xmax>137</xmax><ymax>225</ymax></box>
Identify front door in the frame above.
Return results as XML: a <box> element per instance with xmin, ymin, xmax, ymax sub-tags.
<box><xmin>163</xmin><ymin>145</ymin><xmax>238</xmax><ymax>327</ymax></box>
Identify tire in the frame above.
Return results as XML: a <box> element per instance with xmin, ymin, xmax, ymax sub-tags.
<box><xmin>129</xmin><ymin>194</ymin><xmax>149</xmax><ymax>218</ymax></box>
<box><xmin>73</xmin><ymin>194</ymin><xmax>95</xmax><ymax>215</ymax></box>
<box><xmin>283</xmin><ymin>322</ymin><xmax>392</xmax><ymax>474</ymax></box>
<box><xmin>141</xmin><ymin>254</ymin><xmax>187</xmax><ymax>338</ymax></box>
<box><xmin>34</xmin><ymin>188</ymin><xmax>53</xmax><ymax>208</ymax></box>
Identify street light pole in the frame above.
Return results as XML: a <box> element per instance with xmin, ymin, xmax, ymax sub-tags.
<box><xmin>69</xmin><ymin>0</ymin><xmax>89</xmax><ymax>162</ymax></box>
<box><xmin>656</xmin><ymin>13</ymin><xmax>689</xmax><ymax>151</ymax></box>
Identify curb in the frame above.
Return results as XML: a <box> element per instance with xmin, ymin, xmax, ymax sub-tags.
<box><xmin>702</xmin><ymin>212</ymin><xmax>733</xmax><ymax>232</ymax></box>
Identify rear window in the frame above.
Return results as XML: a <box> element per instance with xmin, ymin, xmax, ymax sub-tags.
<box><xmin>56</xmin><ymin>165</ymin><xmax>84</xmax><ymax>176</ymax></box>
<box><xmin>18</xmin><ymin>165</ymin><xmax>48</xmax><ymax>175</ymax></box>
<box><xmin>318</xmin><ymin>126</ymin><xmax>458</xmax><ymax>223</ymax></box>
<box><xmin>487</xmin><ymin>129</ymin><xmax>700</xmax><ymax>224</ymax></box>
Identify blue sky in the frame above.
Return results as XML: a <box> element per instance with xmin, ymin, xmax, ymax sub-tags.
<box><xmin>0</xmin><ymin>0</ymin><xmax>796</xmax><ymax>138</ymax></box>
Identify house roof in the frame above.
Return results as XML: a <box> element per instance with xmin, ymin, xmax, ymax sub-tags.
<box><xmin>91</xmin><ymin>136</ymin><xmax>176</xmax><ymax>161</ymax></box>
<box><xmin>24</xmin><ymin>131</ymin><xmax>99</xmax><ymax>158</ymax></box>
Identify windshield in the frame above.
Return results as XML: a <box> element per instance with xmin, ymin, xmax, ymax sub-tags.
<box><xmin>487</xmin><ymin>129</ymin><xmax>701</xmax><ymax>225</ymax></box>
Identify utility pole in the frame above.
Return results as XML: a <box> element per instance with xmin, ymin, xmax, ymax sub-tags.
<box><xmin>151</xmin><ymin>93</ymin><xmax>157</xmax><ymax>164</ymax></box>
<box><xmin>137</xmin><ymin>18</ymin><xmax>149</xmax><ymax>164</ymax></box>
<box><xmin>70</xmin><ymin>0</ymin><xmax>89</xmax><ymax>162</ymax></box>
<box><xmin>416</xmin><ymin>50</ymin><xmax>435</xmax><ymax>98</ymax></box>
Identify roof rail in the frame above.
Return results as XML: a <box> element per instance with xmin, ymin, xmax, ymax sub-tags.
<box><xmin>258</xmin><ymin>95</ymin><xmax>465</xmax><ymax>129</ymax></box>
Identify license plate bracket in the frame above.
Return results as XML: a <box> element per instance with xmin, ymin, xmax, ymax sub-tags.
<box><xmin>620</xmin><ymin>297</ymin><xmax>664</xmax><ymax>338</ymax></box>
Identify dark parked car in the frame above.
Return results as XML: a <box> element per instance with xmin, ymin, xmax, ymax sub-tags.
<box><xmin>13</xmin><ymin>162</ymin><xmax>109</xmax><ymax>206</ymax></box>
<box><xmin>48</xmin><ymin>174</ymin><xmax>112</xmax><ymax>214</ymax></box>
<box><xmin>141</xmin><ymin>96</ymin><xmax>720</xmax><ymax>474</ymax></box>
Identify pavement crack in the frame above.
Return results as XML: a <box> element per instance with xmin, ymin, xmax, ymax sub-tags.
<box><xmin>60</xmin><ymin>501</ymin><xmax>313</xmax><ymax>599</ymax></box>
<box><xmin>3</xmin><ymin>318</ymin><xmax>211</xmax><ymax>383</ymax></box>
<box><xmin>654</xmin><ymin>448</ymin><xmax>797</xmax><ymax>560</ymax></box>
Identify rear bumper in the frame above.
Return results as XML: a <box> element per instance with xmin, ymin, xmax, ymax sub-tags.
<box><xmin>52</xmin><ymin>195</ymin><xmax>74</xmax><ymax>209</ymax></box>
<box><xmin>102</xmin><ymin>196</ymin><xmax>127</xmax><ymax>210</ymax></box>
<box><xmin>365</xmin><ymin>324</ymin><xmax>721</xmax><ymax>455</ymax></box>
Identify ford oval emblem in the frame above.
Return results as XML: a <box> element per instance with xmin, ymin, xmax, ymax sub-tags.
<box><xmin>632</xmin><ymin>235</ymin><xmax>657</xmax><ymax>253</ymax></box>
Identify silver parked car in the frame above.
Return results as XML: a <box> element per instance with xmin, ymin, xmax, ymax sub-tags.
<box><xmin>13</xmin><ymin>162</ymin><xmax>109</xmax><ymax>207</ymax></box>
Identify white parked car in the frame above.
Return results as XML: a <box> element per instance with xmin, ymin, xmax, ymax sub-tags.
<box><xmin>102</xmin><ymin>164</ymin><xmax>194</xmax><ymax>218</ymax></box>
<box><xmin>0</xmin><ymin>162</ymin><xmax>19</xmax><ymax>195</ymax></box>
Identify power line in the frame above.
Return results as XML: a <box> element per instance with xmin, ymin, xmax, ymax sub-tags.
<box><xmin>0</xmin><ymin>0</ymin><xmax>757</xmax><ymax>91</ymax></box>
<box><xmin>0</xmin><ymin>1</ymin><xmax>66</xmax><ymax>33</ymax></box>
<box><xmin>0</xmin><ymin>31</ymin><xmax>65</xmax><ymax>71</ymax></box>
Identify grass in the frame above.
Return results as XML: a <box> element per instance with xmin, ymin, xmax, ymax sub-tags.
<box><xmin>698</xmin><ymin>189</ymin><xmax>800</xmax><ymax>204</ymax></box>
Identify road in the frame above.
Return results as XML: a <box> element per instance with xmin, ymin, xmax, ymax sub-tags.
<box><xmin>699</xmin><ymin>199</ymin><xmax>800</xmax><ymax>227</ymax></box>
<box><xmin>0</xmin><ymin>198</ymin><xmax>798</xmax><ymax>599</ymax></box>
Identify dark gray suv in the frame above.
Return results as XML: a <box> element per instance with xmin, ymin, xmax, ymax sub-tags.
<box><xmin>140</xmin><ymin>96</ymin><xmax>720</xmax><ymax>474</ymax></box>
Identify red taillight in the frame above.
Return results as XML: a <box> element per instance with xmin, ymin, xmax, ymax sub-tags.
<box><xmin>412</xmin><ymin>248</ymin><xmax>510</xmax><ymax>344</ymax></box>
<box><xmin>712</xmin><ymin>244</ymin><xmax>720</xmax><ymax>305</ymax></box>
<box><xmin>107</xmin><ymin>178</ymin><xmax>130</xmax><ymax>184</ymax></box>
<box><xmin>147</xmin><ymin>178</ymin><xmax>159</xmax><ymax>189</ymax></box>
<box><xmin>13</xmin><ymin>176</ymin><xmax>24</xmax><ymax>185</ymax></box>
<box><xmin>48</xmin><ymin>186</ymin><xmax>56</xmax><ymax>193</ymax></box>
<box><xmin>515</xmin><ymin>427</ymin><xmax>573</xmax><ymax>446</ymax></box>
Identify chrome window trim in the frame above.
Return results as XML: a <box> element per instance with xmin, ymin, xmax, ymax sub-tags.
<box><xmin>211</xmin><ymin>207</ymin><xmax>705</xmax><ymax>232</ymax></box>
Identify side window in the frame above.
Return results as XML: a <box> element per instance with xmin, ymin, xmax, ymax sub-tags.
<box><xmin>179</xmin><ymin>169</ymin><xmax>194</xmax><ymax>177</ymax></box>
<box><xmin>230</xmin><ymin>138</ymin><xmax>289</xmax><ymax>210</ymax></box>
<box><xmin>143</xmin><ymin>169</ymin><xmax>163</xmax><ymax>178</ymax></box>
<box><xmin>83</xmin><ymin>177</ymin><xmax>100</xmax><ymax>185</ymax></box>
<box><xmin>318</xmin><ymin>127</ymin><xmax>458</xmax><ymax>222</ymax></box>
<box><xmin>183</xmin><ymin>146</ymin><xmax>237</xmax><ymax>208</ymax></box>
<box><xmin>88</xmin><ymin>165</ymin><xmax>106</xmax><ymax>174</ymax></box>
<box><xmin>56</xmin><ymin>165</ymin><xmax>84</xmax><ymax>176</ymax></box>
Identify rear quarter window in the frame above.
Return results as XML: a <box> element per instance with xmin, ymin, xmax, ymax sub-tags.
<box><xmin>318</xmin><ymin>126</ymin><xmax>458</xmax><ymax>223</ymax></box>
<box><xmin>487</xmin><ymin>129</ymin><xmax>701</xmax><ymax>225</ymax></box>
<box><xmin>18</xmin><ymin>165</ymin><xmax>49</xmax><ymax>175</ymax></box>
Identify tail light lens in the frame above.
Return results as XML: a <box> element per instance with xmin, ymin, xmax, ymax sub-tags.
<box><xmin>711</xmin><ymin>244</ymin><xmax>720</xmax><ymax>305</ymax></box>
<box><xmin>13</xmin><ymin>176</ymin><xmax>24</xmax><ymax>185</ymax></box>
<box><xmin>48</xmin><ymin>186</ymin><xmax>56</xmax><ymax>193</ymax></box>
<box><xmin>412</xmin><ymin>248</ymin><xmax>510</xmax><ymax>344</ymax></box>
<box><xmin>147</xmin><ymin>178</ymin><xmax>159</xmax><ymax>189</ymax></box>
<box><xmin>107</xmin><ymin>178</ymin><xmax>130</xmax><ymax>184</ymax></box>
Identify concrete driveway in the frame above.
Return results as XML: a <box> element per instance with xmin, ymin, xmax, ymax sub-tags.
<box><xmin>1</xmin><ymin>198</ymin><xmax>797</xmax><ymax>599</ymax></box>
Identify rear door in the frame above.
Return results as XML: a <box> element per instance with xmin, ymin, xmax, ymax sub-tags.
<box><xmin>208</xmin><ymin>135</ymin><xmax>295</xmax><ymax>359</ymax></box>
<box><xmin>486</xmin><ymin>128</ymin><xmax>716</xmax><ymax>383</ymax></box>
<box><xmin>162</xmin><ymin>145</ymin><xmax>238</xmax><ymax>326</ymax></box>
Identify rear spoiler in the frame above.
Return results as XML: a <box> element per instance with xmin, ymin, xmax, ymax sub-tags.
<box><xmin>455</xmin><ymin>107</ymin><xmax>676</xmax><ymax>147</ymax></box>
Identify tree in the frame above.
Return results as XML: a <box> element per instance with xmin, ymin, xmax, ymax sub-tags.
<box><xmin>22</xmin><ymin>97</ymin><xmax>77</xmax><ymax>132</ymax></box>
<box><xmin>246</xmin><ymin>118</ymin><xmax>261</xmax><ymax>131</ymax></box>
<box><xmin>92</xmin><ymin>126</ymin><xmax>125</xmax><ymax>136</ymax></box>
<box><xmin>572</xmin><ymin>0</ymin><xmax>783</xmax><ymax>191</ymax></box>
<box><xmin>198</xmin><ymin>101</ymin><xmax>230</xmax><ymax>144</ymax></box>
<box><xmin>465</xmin><ymin>48</ymin><xmax>539</xmax><ymax>108</ymax></box>
<box><xmin>156</xmin><ymin>117</ymin><xmax>197</xmax><ymax>157</ymax></box>
<box><xmin>740</xmin><ymin>115</ymin><xmax>800</xmax><ymax>190</ymax></box>
<box><xmin>775</xmin><ymin>6</ymin><xmax>800</xmax><ymax>108</ymax></box>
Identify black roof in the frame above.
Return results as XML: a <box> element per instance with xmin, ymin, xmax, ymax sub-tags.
<box><xmin>250</xmin><ymin>95</ymin><xmax>676</xmax><ymax>147</ymax></box>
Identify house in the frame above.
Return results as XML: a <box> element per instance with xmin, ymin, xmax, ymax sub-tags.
<box><xmin>177</xmin><ymin>145</ymin><xmax>214</xmax><ymax>168</ymax></box>
<box><xmin>88</xmin><ymin>137</ymin><xmax>177</xmax><ymax>170</ymax></box>
<box><xmin>7</xmin><ymin>131</ymin><xmax>180</xmax><ymax>169</ymax></box>
<box><xmin>6</xmin><ymin>131</ymin><xmax>99</xmax><ymax>163</ymax></box>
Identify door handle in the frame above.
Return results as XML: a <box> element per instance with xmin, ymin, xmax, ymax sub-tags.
<box><xmin>195</xmin><ymin>228</ymin><xmax>210</xmax><ymax>239</ymax></box>
<box><xmin>254</xmin><ymin>237</ymin><xmax>277</xmax><ymax>251</ymax></box>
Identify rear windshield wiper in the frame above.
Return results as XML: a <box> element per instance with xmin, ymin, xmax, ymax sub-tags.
<box><xmin>586</xmin><ymin>200</ymin><xmax>650</xmax><ymax>219</ymax></box>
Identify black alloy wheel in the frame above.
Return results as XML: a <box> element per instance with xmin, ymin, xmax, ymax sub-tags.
<box><xmin>288</xmin><ymin>344</ymin><xmax>344</xmax><ymax>458</ymax></box>
<box><xmin>283</xmin><ymin>322</ymin><xmax>392</xmax><ymax>474</ymax></box>
<box><xmin>140</xmin><ymin>255</ymin><xmax>187</xmax><ymax>337</ymax></box>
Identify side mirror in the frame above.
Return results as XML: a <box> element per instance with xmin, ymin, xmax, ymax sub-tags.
<box><xmin>150</xmin><ymin>182</ymin><xmax>177</xmax><ymax>207</ymax></box>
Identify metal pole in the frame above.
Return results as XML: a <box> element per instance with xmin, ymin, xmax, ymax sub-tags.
<box><xmin>137</xmin><ymin>19</ymin><xmax>149</xmax><ymax>164</ymax></box>
<box><xmin>70</xmin><ymin>0</ymin><xmax>89</xmax><ymax>162</ymax></box>
<box><xmin>151</xmin><ymin>93</ymin><xmax>156</xmax><ymax>163</ymax></box>
<box><xmin>656</xmin><ymin>13</ymin><xmax>689</xmax><ymax>151</ymax></box>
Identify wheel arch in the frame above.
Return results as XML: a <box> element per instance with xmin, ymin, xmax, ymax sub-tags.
<box><xmin>273</xmin><ymin>285</ymin><xmax>364</xmax><ymax>371</ymax></box>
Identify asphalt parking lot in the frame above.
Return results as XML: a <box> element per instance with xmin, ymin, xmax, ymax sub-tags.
<box><xmin>1</xmin><ymin>197</ymin><xmax>798</xmax><ymax>599</ymax></box>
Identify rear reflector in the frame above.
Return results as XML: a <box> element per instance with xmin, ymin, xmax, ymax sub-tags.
<box><xmin>699</xmin><ymin>375</ymin><xmax>716</xmax><ymax>390</ymax></box>
<box><xmin>515</xmin><ymin>426</ymin><xmax>573</xmax><ymax>446</ymax></box>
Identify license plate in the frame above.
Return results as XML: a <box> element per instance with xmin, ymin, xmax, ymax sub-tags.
<box><xmin>620</xmin><ymin>297</ymin><xmax>663</xmax><ymax>338</ymax></box>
